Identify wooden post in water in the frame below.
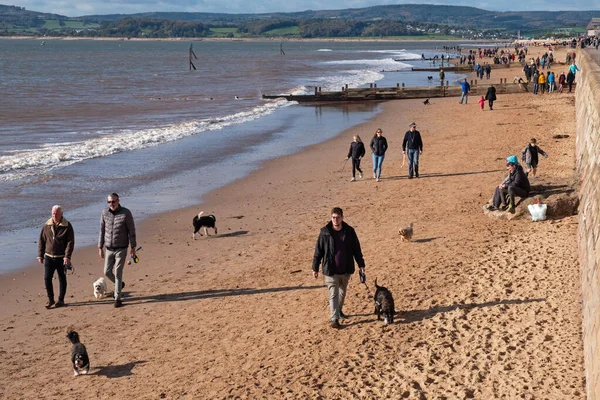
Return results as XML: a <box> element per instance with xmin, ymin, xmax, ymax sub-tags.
<box><xmin>189</xmin><ymin>43</ymin><xmax>197</xmax><ymax>71</ymax></box>
<box><xmin>314</xmin><ymin>87</ymin><xmax>318</xmax><ymax>95</ymax></box>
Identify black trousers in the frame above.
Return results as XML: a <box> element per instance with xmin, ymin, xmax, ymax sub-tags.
<box><xmin>351</xmin><ymin>158</ymin><xmax>363</xmax><ymax>178</ymax></box>
<box><xmin>44</xmin><ymin>256</ymin><xmax>67</xmax><ymax>302</ymax></box>
<box><xmin>493</xmin><ymin>186</ymin><xmax>529</xmax><ymax>208</ymax></box>
<box><xmin>488</xmin><ymin>99</ymin><xmax>494</xmax><ymax>109</ymax></box>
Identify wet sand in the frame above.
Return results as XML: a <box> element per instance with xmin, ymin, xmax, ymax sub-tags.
<box><xmin>0</xmin><ymin>46</ymin><xmax>584</xmax><ymax>399</ymax></box>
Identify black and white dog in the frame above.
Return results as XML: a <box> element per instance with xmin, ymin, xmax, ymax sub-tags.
<box><xmin>427</xmin><ymin>76</ymin><xmax>433</xmax><ymax>81</ymax></box>
<box><xmin>67</xmin><ymin>330</ymin><xmax>90</xmax><ymax>376</ymax></box>
<box><xmin>374</xmin><ymin>278</ymin><xmax>395</xmax><ymax>324</ymax></box>
<box><xmin>192</xmin><ymin>211</ymin><xmax>218</xmax><ymax>239</ymax></box>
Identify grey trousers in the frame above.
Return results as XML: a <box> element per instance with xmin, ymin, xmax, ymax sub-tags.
<box><xmin>104</xmin><ymin>248</ymin><xmax>127</xmax><ymax>300</ymax></box>
<box><xmin>324</xmin><ymin>274</ymin><xmax>351</xmax><ymax>322</ymax></box>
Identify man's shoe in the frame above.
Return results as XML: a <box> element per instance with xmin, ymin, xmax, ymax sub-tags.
<box><xmin>499</xmin><ymin>204</ymin><xmax>509</xmax><ymax>211</ymax></box>
<box><xmin>339</xmin><ymin>311</ymin><xmax>348</xmax><ymax>319</ymax></box>
<box><xmin>45</xmin><ymin>300</ymin><xmax>55</xmax><ymax>309</ymax></box>
<box><xmin>508</xmin><ymin>206</ymin><xmax>516</xmax><ymax>214</ymax></box>
<box><xmin>114</xmin><ymin>299</ymin><xmax>123</xmax><ymax>308</ymax></box>
<box><xmin>331</xmin><ymin>320</ymin><xmax>342</xmax><ymax>329</ymax></box>
<box><xmin>487</xmin><ymin>205</ymin><xmax>498</xmax><ymax>211</ymax></box>
<box><xmin>373</xmin><ymin>172</ymin><xmax>377</xmax><ymax>179</ymax></box>
<box><xmin>359</xmin><ymin>173</ymin><xmax>363</xmax><ymax>179</ymax></box>
<box><xmin>55</xmin><ymin>300</ymin><xmax>65</xmax><ymax>308</ymax></box>
<box><xmin>350</xmin><ymin>177</ymin><xmax>356</xmax><ymax>182</ymax></box>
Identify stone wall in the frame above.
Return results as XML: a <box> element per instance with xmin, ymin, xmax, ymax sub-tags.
<box><xmin>576</xmin><ymin>48</ymin><xmax>600</xmax><ymax>400</ymax></box>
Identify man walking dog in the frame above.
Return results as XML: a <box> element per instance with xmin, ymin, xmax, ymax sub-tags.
<box><xmin>38</xmin><ymin>205</ymin><xmax>75</xmax><ymax>309</ymax></box>
<box><xmin>98</xmin><ymin>193</ymin><xmax>137</xmax><ymax>308</ymax></box>
<box><xmin>312</xmin><ymin>207</ymin><xmax>365</xmax><ymax>329</ymax></box>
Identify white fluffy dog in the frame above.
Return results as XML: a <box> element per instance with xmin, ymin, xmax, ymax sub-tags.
<box><xmin>93</xmin><ymin>277</ymin><xmax>107</xmax><ymax>299</ymax></box>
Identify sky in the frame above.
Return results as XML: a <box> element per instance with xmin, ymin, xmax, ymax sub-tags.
<box><xmin>9</xmin><ymin>0</ymin><xmax>599</xmax><ymax>17</ymax></box>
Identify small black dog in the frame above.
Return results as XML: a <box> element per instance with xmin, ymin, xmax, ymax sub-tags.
<box><xmin>423</xmin><ymin>98</ymin><xmax>430</xmax><ymax>105</ymax></box>
<box><xmin>374</xmin><ymin>278</ymin><xmax>395</xmax><ymax>324</ymax></box>
<box><xmin>192</xmin><ymin>211</ymin><xmax>218</xmax><ymax>239</ymax></box>
<box><xmin>67</xmin><ymin>330</ymin><xmax>90</xmax><ymax>376</ymax></box>
<box><xmin>427</xmin><ymin>76</ymin><xmax>433</xmax><ymax>81</ymax></box>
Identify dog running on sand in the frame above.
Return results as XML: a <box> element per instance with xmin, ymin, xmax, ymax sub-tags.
<box><xmin>423</xmin><ymin>98</ymin><xmax>430</xmax><ymax>105</ymax></box>
<box><xmin>93</xmin><ymin>277</ymin><xmax>107</xmax><ymax>299</ymax></box>
<box><xmin>192</xmin><ymin>211</ymin><xmax>218</xmax><ymax>239</ymax></box>
<box><xmin>374</xmin><ymin>278</ymin><xmax>395</xmax><ymax>324</ymax></box>
<box><xmin>67</xmin><ymin>330</ymin><xmax>90</xmax><ymax>376</ymax></box>
<box><xmin>399</xmin><ymin>223</ymin><xmax>414</xmax><ymax>242</ymax></box>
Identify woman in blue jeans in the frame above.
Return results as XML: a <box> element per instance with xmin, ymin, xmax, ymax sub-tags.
<box><xmin>370</xmin><ymin>128</ymin><xmax>388</xmax><ymax>182</ymax></box>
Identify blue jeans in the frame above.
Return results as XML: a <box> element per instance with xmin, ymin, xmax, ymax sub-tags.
<box><xmin>372</xmin><ymin>154</ymin><xmax>385</xmax><ymax>179</ymax></box>
<box><xmin>459</xmin><ymin>92</ymin><xmax>468</xmax><ymax>104</ymax></box>
<box><xmin>407</xmin><ymin>149</ymin><xmax>420</xmax><ymax>177</ymax></box>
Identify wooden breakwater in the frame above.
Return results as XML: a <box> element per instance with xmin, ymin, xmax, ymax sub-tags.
<box><xmin>262</xmin><ymin>79</ymin><xmax>530</xmax><ymax>103</ymax></box>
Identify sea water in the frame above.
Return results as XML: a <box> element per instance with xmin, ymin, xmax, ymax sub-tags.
<box><xmin>0</xmin><ymin>39</ymin><xmax>467</xmax><ymax>273</ymax></box>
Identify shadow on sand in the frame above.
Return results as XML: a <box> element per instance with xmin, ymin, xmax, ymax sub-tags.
<box><xmin>91</xmin><ymin>360</ymin><xmax>147</xmax><ymax>378</ymax></box>
<box><xmin>398</xmin><ymin>297</ymin><xmax>546</xmax><ymax>324</ymax></box>
<box><xmin>68</xmin><ymin>285</ymin><xmax>323</xmax><ymax>308</ymax></box>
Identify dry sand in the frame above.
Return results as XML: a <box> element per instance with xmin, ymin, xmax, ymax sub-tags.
<box><xmin>0</xmin><ymin>46</ymin><xmax>584</xmax><ymax>399</ymax></box>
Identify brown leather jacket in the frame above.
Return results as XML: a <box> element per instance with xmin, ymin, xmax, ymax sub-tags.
<box><xmin>38</xmin><ymin>217</ymin><xmax>75</xmax><ymax>259</ymax></box>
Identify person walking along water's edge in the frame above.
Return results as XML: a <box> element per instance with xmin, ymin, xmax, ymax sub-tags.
<box><xmin>347</xmin><ymin>135</ymin><xmax>365</xmax><ymax>182</ymax></box>
<box><xmin>370</xmin><ymin>128</ymin><xmax>388</xmax><ymax>182</ymax></box>
<box><xmin>98</xmin><ymin>193</ymin><xmax>137</xmax><ymax>308</ymax></box>
<box><xmin>38</xmin><ymin>205</ymin><xmax>74</xmax><ymax>309</ymax></box>
<box><xmin>312</xmin><ymin>207</ymin><xmax>365</xmax><ymax>329</ymax></box>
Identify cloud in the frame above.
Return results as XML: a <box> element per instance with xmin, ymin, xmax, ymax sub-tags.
<box><xmin>11</xmin><ymin>0</ymin><xmax>599</xmax><ymax>17</ymax></box>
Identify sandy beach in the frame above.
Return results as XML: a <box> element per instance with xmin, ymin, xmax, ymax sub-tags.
<box><xmin>0</xmin><ymin>46</ymin><xmax>584</xmax><ymax>399</ymax></box>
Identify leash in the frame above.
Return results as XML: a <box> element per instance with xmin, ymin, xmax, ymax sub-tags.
<box><xmin>339</xmin><ymin>158</ymin><xmax>349</xmax><ymax>173</ymax></box>
<box><xmin>359</xmin><ymin>270</ymin><xmax>373</xmax><ymax>297</ymax></box>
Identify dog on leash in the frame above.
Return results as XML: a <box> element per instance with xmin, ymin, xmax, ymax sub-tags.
<box><xmin>374</xmin><ymin>278</ymin><xmax>395</xmax><ymax>324</ymax></box>
<box><xmin>67</xmin><ymin>330</ymin><xmax>90</xmax><ymax>376</ymax></box>
<box><xmin>93</xmin><ymin>277</ymin><xmax>107</xmax><ymax>299</ymax></box>
<box><xmin>192</xmin><ymin>211</ymin><xmax>218</xmax><ymax>239</ymax></box>
<box><xmin>423</xmin><ymin>98</ymin><xmax>430</xmax><ymax>105</ymax></box>
<box><xmin>399</xmin><ymin>223</ymin><xmax>414</xmax><ymax>242</ymax></box>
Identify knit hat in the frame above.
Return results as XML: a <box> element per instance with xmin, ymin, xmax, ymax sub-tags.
<box><xmin>506</xmin><ymin>155</ymin><xmax>519</xmax><ymax>165</ymax></box>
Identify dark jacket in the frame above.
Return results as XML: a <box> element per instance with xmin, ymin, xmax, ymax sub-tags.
<box><xmin>566</xmin><ymin>71</ymin><xmax>575</xmax><ymax>83</ymax></box>
<box><xmin>485</xmin><ymin>86</ymin><xmax>497</xmax><ymax>101</ymax></box>
<box><xmin>521</xmin><ymin>144</ymin><xmax>548</xmax><ymax>165</ymax></box>
<box><xmin>99</xmin><ymin>205</ymin><xmax>137</xmax><ymax>250</ymax></box>
<box><xmin>38</xmin><ymin>217</ymin><xmax>75</xmax><ymax>259</ymax></box>
<box><xmin>504</xmin><ymin>165</ymin><xmax>531</xmax><ymax>193</ymax></box>
<box><xmin>347</xmin><ymin>141</ymin><xmax>366</xmax><ymax>160</ymax></box>
<box><xmin>370</xmin><ymin>136</ymin><xmax>388</xmax><ymax>156</ymax></box>
<box><xmin>402</xmin><ymin>130</ymin><xmax>423</xmax><ymax>152</ymax></box>
<box><xmin>312</xmin><ymin>221</ymin><xmax>365</xmax><ymax>277</ymax></box>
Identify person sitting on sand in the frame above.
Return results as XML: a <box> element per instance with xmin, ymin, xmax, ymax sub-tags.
<box><xmin>488</xmin><ymin>156</ymin><xmax>530</xmax><ymax>214</ymax></box>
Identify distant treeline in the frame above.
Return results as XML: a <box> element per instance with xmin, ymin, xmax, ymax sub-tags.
<box><xmin>97</xmin><ymin>18</ymin><xmax>211</xmax><ymax>38</ymax></box>
<box><xmin>2</xmin><ymin>3</ymin><xmax>598</xmax><ymax>38</ymax></box>
<box><xmin>239</xmin><ymin>19</ymin><xmax>426</xmax><ymax>38</ymax></box>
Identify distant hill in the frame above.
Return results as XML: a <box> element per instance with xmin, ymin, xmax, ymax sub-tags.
<box><xmin>1</xmin><ymin>3</ymin><xmax>598</xmax><ymax>38</ymax></box>
<box><xmin>79</xmin><ymin>5</ymin><xmax>600</xmax><ymax>31</ymax></box>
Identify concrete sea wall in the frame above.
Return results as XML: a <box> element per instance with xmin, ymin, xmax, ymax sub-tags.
<box><xmin>576</xmin><ymin>48</ymin><xmax>600</xmax><ymax>400</ymax></box>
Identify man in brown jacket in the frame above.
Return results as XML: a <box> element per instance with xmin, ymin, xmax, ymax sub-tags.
<box><xmin>37</xmin><ymin>205</ymin><xmax>75</xmax><ymax>309</ymax></box>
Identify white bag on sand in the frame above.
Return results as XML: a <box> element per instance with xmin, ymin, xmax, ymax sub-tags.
<box><xmin>528</xmin><ymin>203</ymin><xmax>547</xmax><ymax>221</ymax></box>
